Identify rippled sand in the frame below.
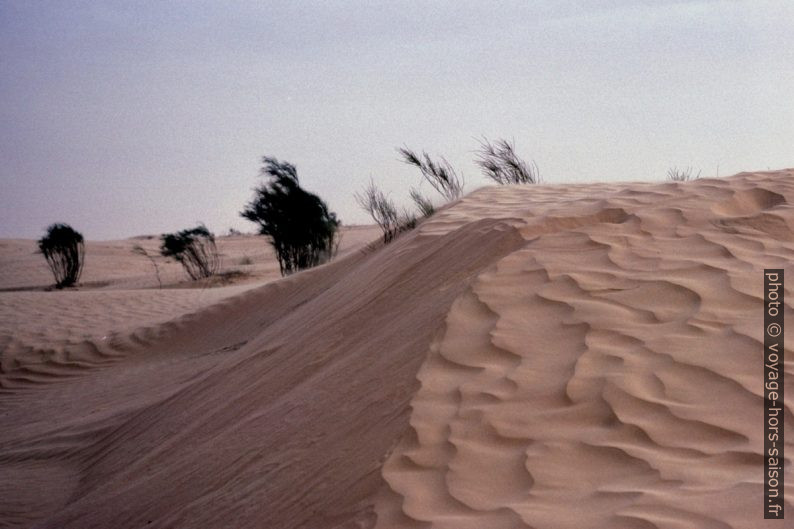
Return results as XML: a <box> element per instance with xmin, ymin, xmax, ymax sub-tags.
<box><xmin>1</xmin><ymin>172</ymin><xmax>792</xmax><ymax>528</ymax></box>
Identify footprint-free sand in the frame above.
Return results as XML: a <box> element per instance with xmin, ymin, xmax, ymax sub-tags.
<box><xmin>1</xmin><ymin>171</ymin><xmax>792</xmax><ymax>528</ymax></box>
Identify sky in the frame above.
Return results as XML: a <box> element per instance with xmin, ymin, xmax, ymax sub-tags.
<box><xmin>1</xmin><ymin>0</ymin><xmax>792</xmax><ymax>239</ymax></box>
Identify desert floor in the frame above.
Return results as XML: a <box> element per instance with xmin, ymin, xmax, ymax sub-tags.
<box><xmin>1</xmin><ymin>172</ymin><xmax>792</xmax><ymax>528</ymax></box>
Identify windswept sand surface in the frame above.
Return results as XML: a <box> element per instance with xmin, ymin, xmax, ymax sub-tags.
<box><xmin>1</xmin><ymin>172</ymin><xmax>793</xmax><ymax>528</ymax></box>
<box><xmin>0</xmin><ymin>226</ymin><xmax>379</xmax><ymax>377</ymax></box>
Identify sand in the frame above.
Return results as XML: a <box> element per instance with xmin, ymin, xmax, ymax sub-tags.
<box><xmin>0</xmin><ymin>226</ymin><xmax>379</xmax><ymax>380</ymax></box>
<box><xmin>0</xmin><ymin>171</ymin><xmax>792</xmax><ymax>528</ymax></box>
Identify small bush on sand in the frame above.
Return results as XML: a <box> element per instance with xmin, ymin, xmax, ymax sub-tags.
<box><xmin>160</xmin><ymin>224</ymin><xmax>220</xmax><ymax>280</ymax></box>
<box><xmin>409</xmin><ymin>187</ymin><xmax>435</xmax><ymax>217</ymax></box>
<box><xmin>475</xmin><ymin>137</ymin><xmax>539</xmax><ymax>184</ymax></box>
<box><xmin>241</xmin><ymin>156</ymin><xmax>340</xmax><ymax>276</ymax></box>
<box><xmin>355</xmin><ymin>179</ymin><xmax>419</xmax><ymax>243</ymax></box>
<box><xmin>38</xmin><ymin>223</ymin><xmax>85</xmax><ymax>288</ymax></box>
<box><xmin>398</xmin><ymin>146</ymin><xmax>464</xmax><ymax>201</ymax></box>
<box><xmin>667</xmin><ymin>166</ymin><xmax>701</xmax><ymax>182</ymax></box>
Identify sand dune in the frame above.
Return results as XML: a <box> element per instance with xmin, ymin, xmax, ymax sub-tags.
<box><xmin>0</xmin><ymin>226</ymin><xmax>379</xmax><ymax>389</ymax></box>
<box><xmin>0</xmin><ymin>225</ymin><xmax>380</xmax><ymax>291</ymax></box>
<box><xmin>1</xmin><ymin>171</ymin><xmax>792</xmax><ymax>528</ymax></box>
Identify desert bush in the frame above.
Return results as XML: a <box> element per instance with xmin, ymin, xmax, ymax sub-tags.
<box><xmin>667</xmin><ymin>166</ymin><xmax>701</xmax><ymax>181</ymax></box>
<box><xmin>356</xmin><ymin>179</ymin><xmax>400</xmax><ymax>243</ymax></box>
<box><xmin>475</xmin><ymin>137</ymin><xmax>539</xmax><ymax>184</ymax></box>
<box><xmin>132</xmin><ymin>244</ymin><xmax>162</xmax><ymax>288</ymax></box>
<box><xmin>356</xmin><ymin>180</ymin><xmax>423</xmax><ymax>244</ymax></box>
<box><xmin>241</xmin><ymin>156</ymin><xmax>340</xmax><ymax>276</ymax></box>
<box><xmin>399</xmin><ymin>210</ymin><xmax>418</xmax><ymax>231</ymax></box>
<box><xmin>409</xmin><ymin>187</ymin><xmax>435</xmax><ymax>217</ymax></box>
<box><xmin>160</xmin><ymin>224</ymin><xmax>220</xmax><ymax>280</ymax></box>
<box><xmin>38</xmin><ymin>223</ymin><xmax>85</xmax><ymax>288</ymax></box>
<box><xmin>398</xmin><ymin>146</ymin><xmax>464</xmax><ymax>201</ymax></box>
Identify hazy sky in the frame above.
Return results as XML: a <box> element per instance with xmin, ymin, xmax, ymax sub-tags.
<box><xmin>2</xmin><ymin>0</ymin><xmax>792</xmax><ymax>239</ymax></box>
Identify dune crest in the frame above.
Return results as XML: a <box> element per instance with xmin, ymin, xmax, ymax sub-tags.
<box><xmin>1</xmin><ymin>171</ymin><xmax>793</xmax><ymax>528</ymax></box>
<box><xmin>377</xmin><ymin>170</ymin><xmax>794</xmax><ymax>528</ymax></box>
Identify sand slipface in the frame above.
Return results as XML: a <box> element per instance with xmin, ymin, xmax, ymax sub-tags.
<box><xmin>1</xmin><ymin>171</ymin><xmax>793</xmax><ymax>528</ymax></box>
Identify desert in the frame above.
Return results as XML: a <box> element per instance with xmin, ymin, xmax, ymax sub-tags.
<box><xmin>2</xmin><ymin>2</ymin><xmax>793</xmax><ymax>527</ymax></box>
<box><xmin>1</xmin><ymin>170</ymin><xmax>792</xmax><ymax>528</ymax></box>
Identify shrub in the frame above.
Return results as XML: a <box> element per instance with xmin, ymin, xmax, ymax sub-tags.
<box><xmin>475</xmin><ymin>137</ymin><xmax>539</xmax><ymax>184</ymax></box>
<box><xmin>399</xmin><ymin>211</ymin><xmax>418</xmax><ymax>231</ymax></box>
<box><xmin>667</xmin><ymin>166</ymin><xmax>701</xmax><ymax>182</ymax></box>
<box><xmin>38</xmin><ymin>223</ymin><xmax>85</xmax><ymax>288</ymax></box>
<box><xmin>241</xmin><ymin>156</ymin><xmax>340</xmax><ymax>276</ymax></box>
<box><xmin>356</xmin><ymin>179</ymin><xmax>423</xmax><ymax>244</ymax></box>
<box><xmin>355</xmin><ymin>179</ymin><xmax>421</xmax><ymax>244</ymax></box>
<box><xmin>160</xmin><ymin>224</ymin><xmax>220</xmax><ymax>280</ymax></box>
<box><xmin>355</xmin><ymin>179</ymin><xmax>401</xmax><ymax>243</ymax></box>
<box><xmin>409</xmin><ymin>187</ymin><xmax>435</xmax><ymax>217</ymax></box>
<box><xmin>398</xmin><ymin>146</ymin><xmax>464</xmax><ymax>201</ymax></box>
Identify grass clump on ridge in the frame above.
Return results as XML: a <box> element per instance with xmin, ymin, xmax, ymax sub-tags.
<box><xmin>355</xmin><ymin>179</ymin><xmax>419</xmax><ymax>244</ymax></box>
<box><xmin>398</xmin><ymin>146</ymin><xmax>464</xmax><ymax>201</ymax></box>
<box><xmin>667</xmin><ymin>166</ymin><xmax>701</xmax><ymax>182</ymax></box>
<box><xmin>475</xmin><ymin>137</ymin><xmax>539</xmax><ymax>184</ymax></box>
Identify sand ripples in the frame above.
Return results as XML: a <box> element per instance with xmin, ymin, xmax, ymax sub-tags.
<box><xmin>378</xmin><ymin>171</ymin><xmax>794</xmax><ymax>529</ymax></box>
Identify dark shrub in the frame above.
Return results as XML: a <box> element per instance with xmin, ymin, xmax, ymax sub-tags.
<box><xmin>667</xmin><ymin>166</ymin><xmax>701</xmax><ymax>182</ymax></box>
<box><xmin>397</xmin><ymin>146</ymin><xmax>464</xmax><ymax>201</ymax></box>
<box><xmin>160</xmin><ymin>224</ymin><xmax>220</xmax><ymax>280</ymax></box>
<box><xmin>241</xmin><ymin>157</ymin><xmax>340</xmax><ymax>276</ymax></box>
<box><xmin>356</xmin><ymin>179</ymin><xmax>410</xmax><ymax>243</ymax></box>
<box><xmin>475</xmin><ymin>137</ymin><xmax>539</xmax><ymax>184</ymax></box>
<box><xmin>409</xmin><ymin>187</ymin><xmax>435</xmax><ymax>217</ymax></box>
<box><xmin>38</xmin><ymin>223</ymin><xmax>85</xmax><ymax>288</ymax></box>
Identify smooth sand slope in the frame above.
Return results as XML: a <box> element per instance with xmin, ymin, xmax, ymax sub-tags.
<box><xmin>1</xmin><ymin>171</ymin><xmax>793</xmax><ymax>528</ymax></box>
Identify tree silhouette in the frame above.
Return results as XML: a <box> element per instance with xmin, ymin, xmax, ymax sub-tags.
<box><xmin>38</xmin><ymin>223</ymin><xmax>85</xmax><ymax>288</ymax></box>
<box><xmin>241</xmin><ymin>157</ymin><xmax>340</xmax><ymax>276</ymax></box>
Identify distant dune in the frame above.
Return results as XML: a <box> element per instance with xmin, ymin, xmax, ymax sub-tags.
<box><xmin>0</xmin><ymin>226</ymin><xmax>380</xmax><ymax>369</ymax></box>
<box><xmin>1</xmin><ymin>171</ymin><xmax>792</xmax><ymax>528</ymax></box>
<box><xmin>0</xmin><ymin>225</ymin><xmax>381</xmax><ymax>291</ymax></box>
